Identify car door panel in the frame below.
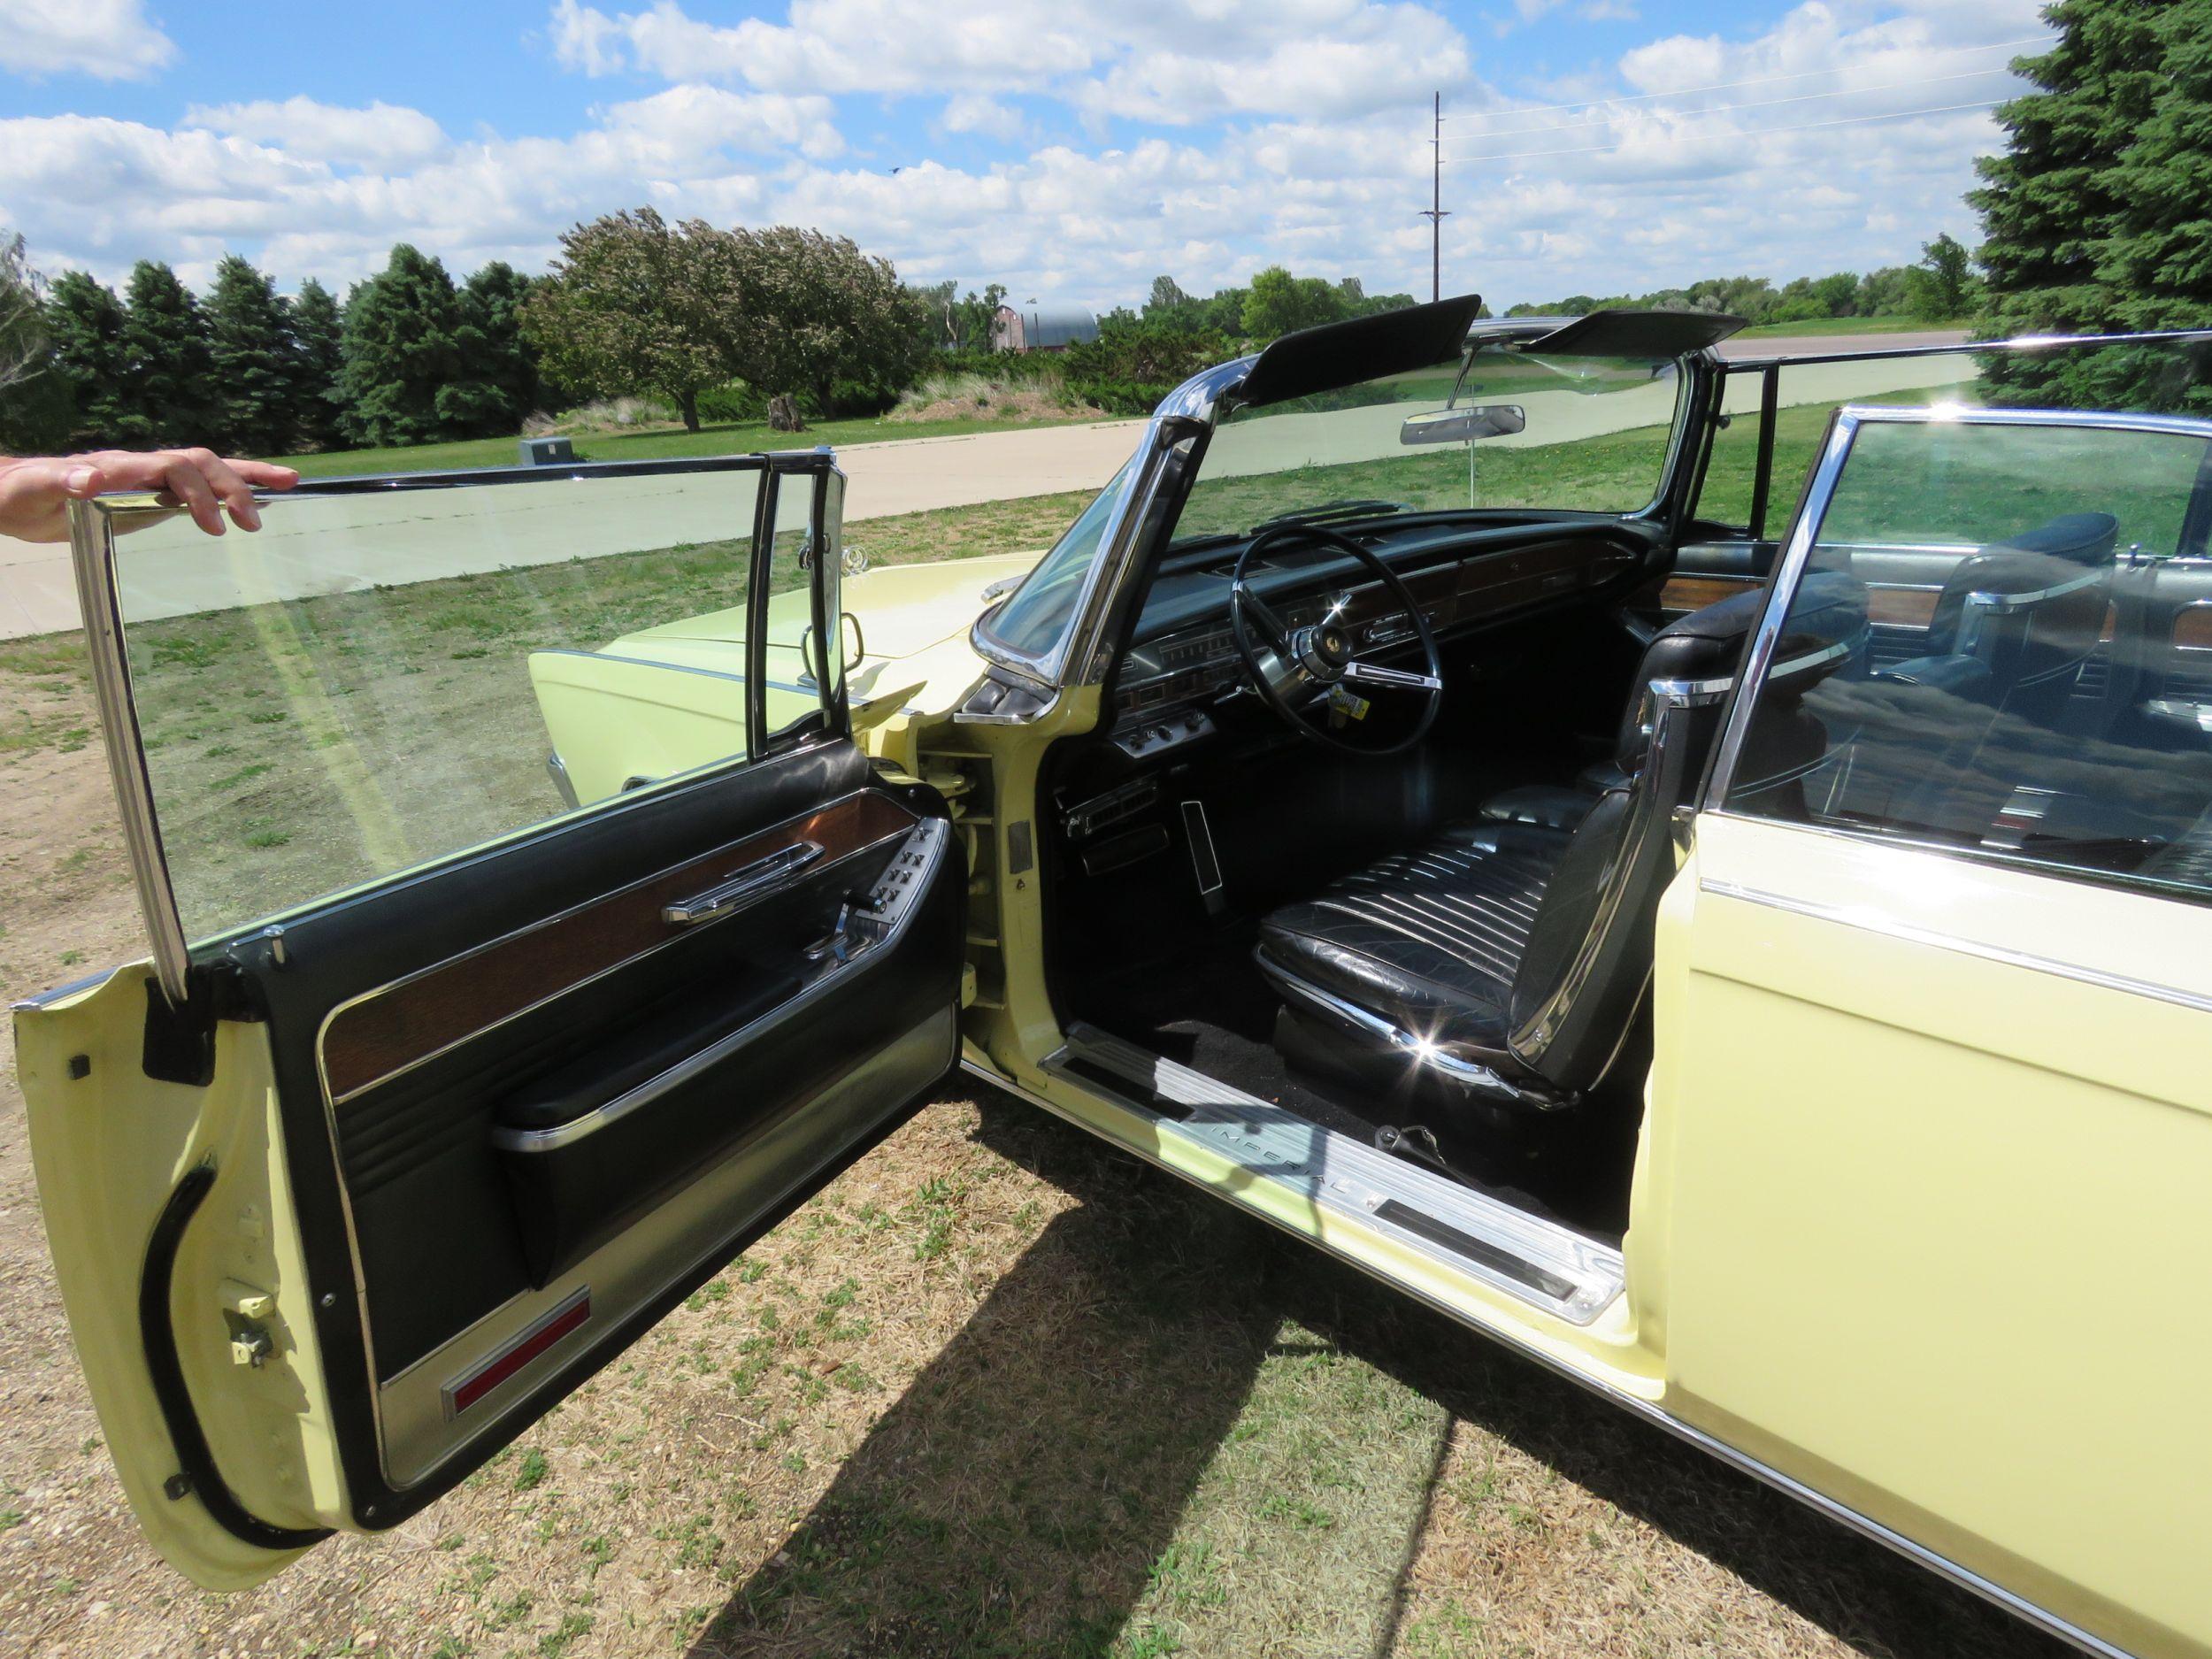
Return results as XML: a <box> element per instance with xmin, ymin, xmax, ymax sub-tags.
<box><xmin>17</xmin><ymin>454</ymin><xmax>965</xmax><ymax>1585</ymax></box>
<box><xmin>1649</xmin><ymin>813</ymin><xmax>2212</xmax><ymax>1659</ymax></box>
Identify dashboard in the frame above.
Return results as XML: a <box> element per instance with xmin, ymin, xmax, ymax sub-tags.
<box><xmin>1104</xmin><ymin>521</ymin><xmax>1654</xmax><ymax>758</ymax></box>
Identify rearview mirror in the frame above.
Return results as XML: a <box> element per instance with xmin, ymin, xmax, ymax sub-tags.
<box><xmin>1401</xmin><ymin>404</ymin><xmax>1526</xmax><ymax>445</ymax></box>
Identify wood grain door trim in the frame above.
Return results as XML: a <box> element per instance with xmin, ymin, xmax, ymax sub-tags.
<box><xmin>317</xmin><ymin>789</ymin><xmax>917</xmax><ymax>1104</ymax></box>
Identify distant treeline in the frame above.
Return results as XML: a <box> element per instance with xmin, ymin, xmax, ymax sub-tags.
<box><xmin>0</xmin><ymin>237</ymin><xmax>547</xmax><ymax>457</ymax></box>
<box><xmin>1507</xmin><ymin>235</ymin><xmax>1981</xmax><ymax>327</ymax></box>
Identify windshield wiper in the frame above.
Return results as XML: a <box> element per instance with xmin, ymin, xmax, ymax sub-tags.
<box><xmin>1248</xmin><ymin>499</ymin><xmax>1408</xmax><ymax>535</ymax></box>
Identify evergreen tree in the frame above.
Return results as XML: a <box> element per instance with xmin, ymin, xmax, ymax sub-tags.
<box><xmin>459</xmin><ymin>261</ymin><xmax>543</xmax><ymax>428</ymax></box>
<box><xmin>288</xmin><ymin>278</ymin><xmax>348</xmax><ymax>450</ymax></box>
<box><xmin>0</xmin><ymin>234</ymin><xmax>71</xmax><ymax>451</ymax></box>
<box><xmin>339</xmin><ymin>244</ymin><xmax>488</xmax><ymax>446</ymax></box>
<box><xmin>206</xmin><ymin>255</ymin><xmax>298</xmax><ymax>456</ymax></box>
<box><xmin>2097</xmin><ymin>0</ymin><xmax>2212</xmax><ymax>412</ymax></box>
<box><xmin>1969</xmin><ymin>0</ymin><xmax>2184</xmax><ymax>404</ymax></box>
<box><xmin>44</xmin><ymin>270</ymin><xmax>133</xmax><ymax>448</ymax></box>
<box><xmin>119</xmin><ymin>259</ymin><xmax>218</xmax><ymax>446</ymax></box>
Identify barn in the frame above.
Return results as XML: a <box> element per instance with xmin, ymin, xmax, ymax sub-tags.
<box><xmin>990</xmin><ymin>301</ymin><xmax>1100</xmax><ymax>352</ymax></box>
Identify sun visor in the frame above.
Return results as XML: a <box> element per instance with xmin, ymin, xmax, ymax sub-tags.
<box><xmin>1525</xmin><ymin>308</ymin><xmax>1747</xmax><ymax>359</ymax></box>
<box><xmin>1234</xmin><ymin>293</ymin><xmax>1486</xmax><ymax>409</ymax></box>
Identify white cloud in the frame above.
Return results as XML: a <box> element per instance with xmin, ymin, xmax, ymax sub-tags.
<box><xmin>0</xmin><ymin>0</ymin><xmax>175</xmax><ymax>81</ymax></box>
<box><xmin>2</xmin><ymin>0</ymin><xmax>2056</xmax><ymax>318</ymax></box>
<box><xmin>183</xmin><ymin>98</ymin><xmax>449</xmax><ymax>169</ymax></box>
<box><xmin>938</xmin><ymin>93</ymin><xmax>1030</xmax><ymax>143</ymax></box>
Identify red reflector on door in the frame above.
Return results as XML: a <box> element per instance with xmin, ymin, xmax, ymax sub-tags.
<box><xmin>442</xmin><ymin>1288</ymin><xmax>590</xmax><ymax>1418</ymax></box>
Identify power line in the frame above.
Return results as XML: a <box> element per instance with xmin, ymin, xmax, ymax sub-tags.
<box><xmin>1440</xmin><ymin>97</ymin><xmax>2008</xmax><ymax>167</ymax></box>
<box><xmin>1442</xmin><ymin>35</ymin><xmax>2046</xmax><ymax>122</ymax></box>
<box><xmin>1455</xmin><ymin>65</ymin><xmax>2017</xmax><ymax>144</ymax></box>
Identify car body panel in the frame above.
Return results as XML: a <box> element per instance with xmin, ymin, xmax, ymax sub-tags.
<box><xmin>1644</xmin><ymin>810</ymin><xmax>2212</xmax><ymax>1659</ymax></box>
<box><xmin>534</xmin><ymin>550</ymin><xmax>1041</xmax><ymax>803</ymax></box>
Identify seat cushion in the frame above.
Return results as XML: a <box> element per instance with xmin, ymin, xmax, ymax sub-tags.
<box><xmin>1256</xmin><ymin>822</ymin><xmax>1568</xmax><ymax>1052</ymax></box>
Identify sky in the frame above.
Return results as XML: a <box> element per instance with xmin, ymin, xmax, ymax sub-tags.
<box><xmin>0</xmin><ymin>0</ymin><xmax>2051</xmax><ymax>313</ymax></box>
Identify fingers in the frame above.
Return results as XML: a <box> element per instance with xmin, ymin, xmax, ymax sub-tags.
<box><xmin>157</xmin><ymin>454</ymin><xmax>228</xmax><ymax>535</ymax></box>
<box><xmin>0</xmin><ymin>457</ymin><xmax>105</xmax><ymax>543</ymax></box>
<box><xmin>86</xmin><ymin>448</ymin><xmax>296</xmax><ymax>534</ymax></box>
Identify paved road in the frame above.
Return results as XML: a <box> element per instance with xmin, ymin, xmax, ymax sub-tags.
<box><xmin>0</xmin><ymin>331</ymin><xmax>1972</xmax><ymax>640</ymax></box>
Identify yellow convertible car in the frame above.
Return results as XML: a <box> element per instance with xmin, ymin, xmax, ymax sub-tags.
<box><xmin>19</xmin><ymin>300</ymin><xmax>2212</xmax><ymax>1657</ymax></box>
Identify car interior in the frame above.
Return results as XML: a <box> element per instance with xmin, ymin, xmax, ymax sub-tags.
<box><xmin>1028</xmin><ymin>313</ymin><xmax>2212</xmax><ymax>1251</ymax></box>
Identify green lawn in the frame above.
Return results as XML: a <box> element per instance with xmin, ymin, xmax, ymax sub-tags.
<box><xmin>277</xmin><ymin>411</ymin><xmax>1118</xmax><ymax>480</ymax></box>
<box><xmin>1732</xmin><ymin>313</ymin><xmax>1968</xmax><ymax>339</ymax></box>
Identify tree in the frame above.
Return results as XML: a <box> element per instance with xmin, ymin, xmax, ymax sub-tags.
<box><xmin>460</xmin><ymin>261</ymin><xmax>545</xmax><ymax>427</ymax></box>
<box><xmin>2096</xmin><ymin>0</ymin><xmax>2212</xmax><ymax>411</ymax></box>
<box><xmin>44</xmin><ymin>270</ymin><xmax>132</xmax><ymax>448</ymax></box>
<box><xmin>1970</xmin><ymin>0</ymin><xmax>2178</xmax><ymax>403</ymax></box>
<box><xmin>1905</xmin><ymin>234</ymin><xmax>1979</xmax><ymax>322</ymax></box>
<box><xmin>712</xmin><ymin>225</ymin><xmax>929</xmax><ymax>428</ymax></box>
<box><xmin>0</xmin><ymin>234</ymin><xmax>71</xmax><ymax>451</ymax></box>
<box><xmin>288</xmin><ymin>278</ymin><xmax>348</xmax><ymax>450</ymax></box>
<box><xmin>119</xmin><ymin>260</ymin><xmax>217</xmax><ymax>447</ymax></box>
<box><xmin>1241</xmin><ymin>265</ymin><xmax>1348</xmax><ymax>341</ymax></box>
<box><xmin>522</xmin><ymin>209</ymin><xmax>739</xmax><ymax>433</ymax></box>
<box><xmin>206</xmin><ymin>255</ymin><xmax>298</xmax><ymax>456</ymax></box>
<box><xmin>1147</xmin><ymin>274</ymin><xmax>1192</xmax><ymax>316</ymax></box>
<box><xmin>339</xmin><ymin>244</ymin><xmax>513</xmax><ymax>446</ymax></box>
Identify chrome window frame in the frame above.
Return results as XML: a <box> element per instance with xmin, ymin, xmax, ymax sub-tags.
<box><xmin>69</xmin><ymin>451</ymin><xmax>845</xmax><ymax>1006</ymax></box>
<box><xmin>1703</xmin><ymin>403</ymin><xmax>2212</xmax><ymax>830</ymax></box>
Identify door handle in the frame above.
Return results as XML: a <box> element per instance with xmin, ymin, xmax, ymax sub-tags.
<box><xmin>662</xmin><ymin>841</ymin><xmax>825</xmax><ymax>926</ymax></box>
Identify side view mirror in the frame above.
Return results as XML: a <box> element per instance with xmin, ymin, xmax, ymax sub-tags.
<box><xmin>1402</xmin><ymin>404</ymin><xmax>1526</xmax><ymax>445</ymax></box>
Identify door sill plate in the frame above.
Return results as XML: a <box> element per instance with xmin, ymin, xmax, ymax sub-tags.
<box><xmin>1046</xmin><ymin>1023</ymin><xmax>1624</xmax><ymax>1326</ymax></box>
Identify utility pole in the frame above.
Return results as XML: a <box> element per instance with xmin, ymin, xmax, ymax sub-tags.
<box><xmin>1420</xmin><ymin>91</ymin><xmax>1449</xmax><ymax>303</ymax></box>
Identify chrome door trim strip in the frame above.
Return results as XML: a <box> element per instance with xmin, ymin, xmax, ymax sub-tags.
<box><xmin>962</xmin><ymin>1060</ymin><xmax>2138</xmax><ymax>1659</ymax></box>
<box><xmin>67</xmin><ymin>501</ymin><xmax>192</xmax><ymax>1005</ymax></box>
<box><xmin>312</xmin><ymin>788</ymin><xmax>909</xmax><ymax>1108</ymax></box>
<box><xmin>310</xmin><ymin>788</ymin><xmax>913</xmax><ymax>1448</ymax></box>
<box><xmin>491</xmin><ymin>819</ymin><xmax>947</xmax><ymax>1154</ymax></box>
<box><xmin>1697</xmin><ymin>874</ymin><xmax>2212</xmax><ymax>1018</ymax></box>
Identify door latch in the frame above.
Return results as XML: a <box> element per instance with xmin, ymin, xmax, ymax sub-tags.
<box><xmin>220</xmin><ymin>1279</ymin><xmax>275</xmax><ymax>1368</ymax></box>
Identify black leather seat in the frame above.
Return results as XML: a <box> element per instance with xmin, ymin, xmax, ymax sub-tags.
<box><xmin>1883</xmin><ymin>511</ymin><xmax>2116</xmax><ymax>727</ymax></box>
<box><xmin>1256</xmin><ymin>577</ymin><xmax>1864</xmax><ymax>1111</ymax></box>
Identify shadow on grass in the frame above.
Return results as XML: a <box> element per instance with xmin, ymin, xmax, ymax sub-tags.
<box><xmin>691</xmin><ymin>1087</ymin><xmax>2070</xmax><ymax>1659</ymax></box>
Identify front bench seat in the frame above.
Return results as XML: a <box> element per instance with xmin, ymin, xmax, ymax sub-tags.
<box><xmin>1255</xmin><ymin>577</ymin><xmax>1863</xmax><ymax>1112</ymax></box>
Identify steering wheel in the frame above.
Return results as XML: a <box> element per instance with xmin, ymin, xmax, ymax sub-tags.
<box><xmin>1227</xmin><ymin>523</ymin><xmax>1444</xmax><ymax>756</ymax></box>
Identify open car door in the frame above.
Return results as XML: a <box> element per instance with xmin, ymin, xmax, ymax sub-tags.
<box><xmin>12</xmin><ymin>454</ymin><xmax>964</xmax><ymax>1588</ymax></box>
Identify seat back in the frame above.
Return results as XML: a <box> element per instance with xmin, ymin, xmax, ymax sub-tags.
<box><xmin>1505</xmin><ymin>573</ymin><xmax>1865</xmax><ymax>1094</ymax></box>
<box><xmin>1924</xmin><ymin>511</ymin><xmax>2116</xmax><ymax>728</ymax></box>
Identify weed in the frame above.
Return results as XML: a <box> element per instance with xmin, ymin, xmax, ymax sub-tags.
<box><xmin>513</xmin><ymin>1448</ymin><xmax>549</xmax><ymax>1492</ymax></box>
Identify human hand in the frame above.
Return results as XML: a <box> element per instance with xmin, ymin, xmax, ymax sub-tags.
<box><xmin>0</xmin><ymin>449</ymin><xmax>301</xmax><ymax>543</ymax></box>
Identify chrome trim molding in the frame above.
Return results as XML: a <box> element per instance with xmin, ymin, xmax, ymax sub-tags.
<box><xmin>312</xmin><ymin>791</ymin><xmax>906</xmax><ymax>1109</ymax></box>
<box><xmin>494</xmin><ymin>821</ymin><xmax>947</xmax><ymax>1154</ymax></box>
<box><xmin>1698</xmin><ymin>873</ymin><xmax>2212</xmax><ymax>1018</ymax></box>
<box><xmin>68</xmin><ymin>500</ymin><xmax>191</xmax><ymax>1005</ymax></box>
<box><xmin>661</xmin><ymin>840</ymin><xmax>825</xmax><ymax>926</ymax></box>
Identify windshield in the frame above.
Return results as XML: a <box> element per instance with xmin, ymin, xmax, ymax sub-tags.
<box><xmin>1171</xmin><ymin>343</ymin><xmax>1683</xmax><ymax>544</ymax></box>
<box><xmin>977</xmin><ymin>463</ymin><xmax>1129</xmax><ymax>660</ymax></box>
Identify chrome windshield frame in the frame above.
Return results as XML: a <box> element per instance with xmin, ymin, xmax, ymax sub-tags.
<box><xmin>1701</xmin><ymin>401</ymin><xmax>2212</xmax><ymax>812</ymax></box>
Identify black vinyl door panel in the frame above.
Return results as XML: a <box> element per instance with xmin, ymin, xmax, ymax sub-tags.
<box><xmin>227</xmin><ymin>736</ymin><xmax>961</xmax><ymax>1517</ymax></box>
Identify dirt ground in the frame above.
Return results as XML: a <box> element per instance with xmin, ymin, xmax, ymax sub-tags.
<box><xmin>0</xmin><ymin>646</ymin><xmax>2069</xmax><ymax>1658</ymax></box>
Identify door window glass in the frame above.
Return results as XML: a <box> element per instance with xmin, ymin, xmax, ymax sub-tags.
<box><xmin>97</xmin><ymin>459</ymin><xmax>833</xmax><ymax>944</ymax></box>
<box><xmin>1722</xmin><ymin>412</ymin><xmax>2212</xmax><ymax>900</ymax></box>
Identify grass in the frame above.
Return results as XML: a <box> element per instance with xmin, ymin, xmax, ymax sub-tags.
<box><xmin>275</xmin><ymin>409</ymin><xmax>1115</xmax><ymax>480</ymax></box>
